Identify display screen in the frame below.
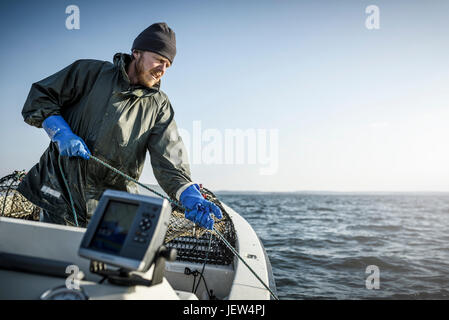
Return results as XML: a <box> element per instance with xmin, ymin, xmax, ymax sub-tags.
<box><xmin>89</xmin><ymin>200</ymin><xmax>139</xmax><ymax>254</ymax></box>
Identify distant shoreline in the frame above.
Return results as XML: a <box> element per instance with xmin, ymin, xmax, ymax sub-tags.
<box><xmin>214</xmin><ymin>190</ymin><xmax>449</xmax><ymax>195</ymax></box>
<box><xmin>133</xmin><ymin>184</ymin><xmax>449</xmax><ymax>196</ymax></box>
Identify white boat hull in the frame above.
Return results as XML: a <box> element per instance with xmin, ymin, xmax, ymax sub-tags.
<box><xmin>0</xmin><ymin>203</ymin><xmax>276</xmax><ymax>300</ymax></box>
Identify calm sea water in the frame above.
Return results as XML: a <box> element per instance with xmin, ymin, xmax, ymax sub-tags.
<box><xmin>217</xmin><ymin>192</ymin><xmax>449</xmax><ymax>300</ymax></box>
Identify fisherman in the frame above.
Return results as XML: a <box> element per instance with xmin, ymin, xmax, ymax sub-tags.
<box><xmin>17</xmin><ymin>22</ymin><xmax>222</xmax><ymax>229</ymax></box>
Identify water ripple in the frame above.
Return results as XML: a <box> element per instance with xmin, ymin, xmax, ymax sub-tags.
<box><xmin>218</xmin><ymin>192</ymin><xmax>449</xmax><ymax>299</ymax></box>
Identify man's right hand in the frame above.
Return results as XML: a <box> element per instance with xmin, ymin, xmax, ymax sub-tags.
<box><xmin>42</xmin><ymin>115</ymin><xmax>91</xmax><ymax>159</ymax></box>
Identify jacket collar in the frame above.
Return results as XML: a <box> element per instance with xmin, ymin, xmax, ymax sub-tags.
<box><xmin>113</xmin><ymin>53</ymin><xmax>161</xmax><ymax>96</ymax></box>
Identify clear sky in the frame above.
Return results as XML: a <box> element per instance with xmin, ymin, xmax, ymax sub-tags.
<box><xmin>1</xmin><ymin>0</ymin><xmax>448</xmax><ymax>192</ymax></box>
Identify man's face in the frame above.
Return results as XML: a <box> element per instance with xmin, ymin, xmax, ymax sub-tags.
<box><xmin>133</xmin><ymin>50</ymin><xmax>171</xmax><ymax>88</ymax></box>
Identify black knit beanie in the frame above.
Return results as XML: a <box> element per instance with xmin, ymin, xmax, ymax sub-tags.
<box><xmin>131</xmin><ymin>22</ymin><xmax>176</xmax><ymax>64</ymax></box>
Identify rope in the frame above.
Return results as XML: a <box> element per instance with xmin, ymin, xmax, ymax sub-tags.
<box><xmin>194</xmin><ymin>232</ymin><xmax>212</xmax><ymax>295</ymax></box>
<box><xmin>213</xmin><ymin>228</ymin><xmax>279</xmax><ymax>300</ymax></box>
<box><xmin>61</xmin><ymin>155</ymin><xmax>279</xmax><ymax>300</ymax></box>
<box><xmin>89</xmin><ymin>155</ymin><xmax>181</xmax><ymax>208</ymax></box>
<box><xmin>58</xmin><ymin>156</ymin><xmax>79</xmax><ymax>227</ymax></box>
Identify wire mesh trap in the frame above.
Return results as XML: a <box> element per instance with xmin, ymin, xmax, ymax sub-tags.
<box><xmin>0</xmin><ymin>171</ymin><xmax>237</xmax><ymax>266</ymax></box>
<box><xmin>164</xmin><ymin>186</ymin><xmax>237</xmax><ymax>266</ymax></box>
<box><xmin>0</xmin><ymin>170</ymin><xmax>40</xmax><ymax>221</ymax></box>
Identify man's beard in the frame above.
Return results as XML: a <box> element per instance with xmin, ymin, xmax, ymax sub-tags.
<box><xmin>135</xmin><ymin>58</ymin><xmax>160</xmax><ymax>88</ymax></box>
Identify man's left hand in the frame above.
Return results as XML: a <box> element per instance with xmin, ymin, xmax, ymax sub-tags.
<box><xmin>180</xmin><ymin>184</ymin><xmax>223</xmax><ymax>230</ymax></box>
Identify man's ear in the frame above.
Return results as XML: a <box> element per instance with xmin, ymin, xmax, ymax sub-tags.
<box><xmin>132</xmin><ymin>49</ymin><xmax>140</xmax><ymax>60</ymax></box>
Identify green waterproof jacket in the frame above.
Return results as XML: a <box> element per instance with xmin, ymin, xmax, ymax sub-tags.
<box><xmin>18</xmin><ymin>53</ymin><xmax>193</xmax><ymax>226</ymax></box>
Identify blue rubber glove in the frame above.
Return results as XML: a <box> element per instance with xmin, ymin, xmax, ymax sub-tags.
<box><xmin>180</xmin><ymin>184</ymin><xmax>223</xmax><ymax>230</ymax></box>
<box><xmin>42</xmin><ymin>115</ymin><xmax>91</xmax><ymax>160</ymax></box>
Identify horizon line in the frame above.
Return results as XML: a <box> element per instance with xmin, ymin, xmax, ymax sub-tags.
<box><xmin>214</xmin><ymin>190</ymin><xmax>449</xmax><ymax>194</ymax></box>
<box><xmin>139</xmin><ymin>184</ymin><xmax>449</xmax><ymax>194</ymax></box>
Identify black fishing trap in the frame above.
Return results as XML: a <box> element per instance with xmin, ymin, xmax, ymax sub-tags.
<box><xmin>0</xmin><ymin>170</ymin><xmax>40</xmax><ymax>220</ymax></box>
<box><xmin>0</xmin><ymin>171</ymin><xmax>237</xmax><ymax>266</ymax></box>
<box><xmin>163</xmin><ymin>186</ymin><xmax>237</xmax><ymax>266</ymax></box>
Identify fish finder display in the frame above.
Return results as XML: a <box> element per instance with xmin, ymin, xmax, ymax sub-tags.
<box><xmin>89</xmin><ymin>200</ymin><xmax>138</xmax><ymax>254</ymax></box>
<box><xmin>79</xmin><ymin>189</ymin><xmax>172</xmax><ymax>272</ymax></box>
